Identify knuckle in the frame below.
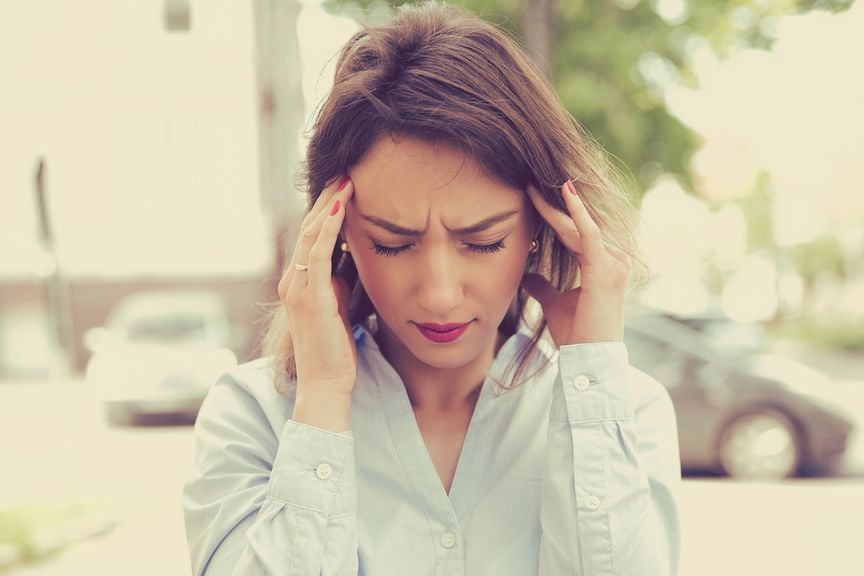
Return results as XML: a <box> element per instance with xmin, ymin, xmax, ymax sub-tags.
<box><xmin>300</xmin><ymin>226</ymin><xmax>318</xmax><ymax>243</ymax></box>
<box><xmin>299</xmin><ymin>213</ymin><xmax>315</xmax><ymax>229</ymax></box>
<box><xmin>309</xmin><ymin>240</ymin><xmax>332</xmax><ymax>262</ymax></box>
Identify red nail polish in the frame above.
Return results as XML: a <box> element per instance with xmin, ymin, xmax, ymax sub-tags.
<box><xmin>330</xmin><ymin>199</ymin><xmax>341</xmax><ymax>216</ymax></box>
<box><xmin>566</xmin><ymin>180</ymin><xmax>577</xmax><ymax>194</ymax></box>
<box><xmin>337</xmin><ymin>176</ymin><xmax>350</xmax><ymax>191</ymax></box>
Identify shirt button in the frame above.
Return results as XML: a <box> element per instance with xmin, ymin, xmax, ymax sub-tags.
<box><xmin>573</xmin><ymin>374</ymin><xmax>590</xmax><ymax>391</ymax></box>
<box><xmin>315</xmin><ymin>463</ymin><xmax>332</xmax><ymax>480</ymax></box>
<box><xmin>586</xmin><ymin>495</ymin><xmax>601</xmax><ymax>510</ymax></box>
<box><xmin>440</xmin><ymin>532</ymin><xmax>456</xmax><ymax>549</ymax></box>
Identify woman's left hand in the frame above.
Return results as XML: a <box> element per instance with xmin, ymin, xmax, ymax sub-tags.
<box><xmin>521</xmin><ymin>180</ymin><xmax>632</xmax><ymax>346</ymax></box>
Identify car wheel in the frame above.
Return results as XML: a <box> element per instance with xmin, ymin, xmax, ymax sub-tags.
<box><xmin>717</xmin><ymin>408</ymin><xmax>802</xmax><ymax>481</ymax></box>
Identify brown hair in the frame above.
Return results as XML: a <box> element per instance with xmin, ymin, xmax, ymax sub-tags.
<box><xmin>261</xmin><ymin>0</ymin><xmax>647</xmax><ymax>394</ymax></box>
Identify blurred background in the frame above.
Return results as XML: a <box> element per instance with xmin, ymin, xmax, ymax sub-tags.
<box><xmin>1</xmin><ymin>0</ymin><xmax>862</xmax><ymax>574</ymax></box>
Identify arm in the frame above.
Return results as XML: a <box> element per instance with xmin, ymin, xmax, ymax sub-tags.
<box><xmin>182</xmin><ymin>372</ymin><xmax>359</xmax><ymax>575</ymax></box>
<box><xmin>538</xmin><ymin>342</ymin><xmax>682</xmax><ymax>576</ymax></box>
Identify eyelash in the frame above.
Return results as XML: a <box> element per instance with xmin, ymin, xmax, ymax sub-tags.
<box><xmin>372</xmin><ymin>240</ymin><xmax>506</xmax><ymax>257</ymax></box>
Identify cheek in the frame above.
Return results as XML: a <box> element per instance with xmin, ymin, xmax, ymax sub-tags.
<box><xmin>344</xmin><ymin>242</ymin><xmax>401</xmax><ymax>303</ymax></box>
<box><xmin>493</xmin><ymin>253</ymin><xmax>530</xmax><ymax>298</ymax></box>
<box><xmin>468</xmin><ymin>245</ymin><xmax>530</xmax><ymax>311</ymax></box>
<box><xmin>498</xmin><ymin>228</ymin><xmax>533</xmax><ymax>286</ymax></box>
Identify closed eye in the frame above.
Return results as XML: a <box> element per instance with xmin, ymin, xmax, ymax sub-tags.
<box><xmin>372</xmin><ymin>240</ymin><xmax>506</xmax><ymax>257</ymax></box>
<box><xmin>371</xmin><ymin>243</ymin><xmax>409</xmax><ymax>257</ymax></box>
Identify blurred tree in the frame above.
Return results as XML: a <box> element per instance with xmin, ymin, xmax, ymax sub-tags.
<box><xmin>734</xmin><ymin>171</ymin><xmax>775</xmax><ymax>252</ymax></box>
<box><xmin>791</xmin><ymin>234</ymin><xmax>848</xmax><ymax>287</ymax></box>
<box><xmin>322</xmin><ymin>0</ymin><xmax>855</xmax><ymax>198</ymax></box>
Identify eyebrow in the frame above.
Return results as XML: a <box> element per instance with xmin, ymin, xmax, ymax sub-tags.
<box><xmin>360</xmin><ymin>209</ymin><xmax>520</xmax><ymax>237</ymax></box>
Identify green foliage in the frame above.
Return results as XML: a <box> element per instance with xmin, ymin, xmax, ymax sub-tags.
<box><xmin>0</xmin><ymin>502</ymin><xmax>98</xmax><ymax>567</ymax></box>
<box><xmin>322</xmin><ymin>0</ymin><xmax>856</xmax><ymax>198</ymax></box>
<box><xmin>734</xmin><ymin>171</ymin><xmax>776</xmax><ymax>251</ymax></box>
<box><xmin>768</xmin><ymin>315</ymin><xmax>864</xmax><ymax>351</ymax></box>
<box><xmin>790</xmin><ymin>235</ymin><xmax>848</xmax><ymax>283</ymax></box>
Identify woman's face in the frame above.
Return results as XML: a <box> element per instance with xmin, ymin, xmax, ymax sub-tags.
<box><xmin>343</xmin><ymin>136</ymin><xmax>536</xmax><ymax>370</ymax></box>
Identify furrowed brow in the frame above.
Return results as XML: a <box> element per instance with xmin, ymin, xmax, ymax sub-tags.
<box><xmin>361</xmin><ymin>210</ymin><xmax>519</xmax><ymax>236</ymax></box>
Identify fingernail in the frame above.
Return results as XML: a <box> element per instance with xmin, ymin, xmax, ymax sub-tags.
<box><xmin>337</xmin><ymin>176</ymin><xmax>350</xmax><ymax>191</ymax></box>
<box><xmin>566</xmin><ymin>180</ymin><xmax>577</xmax><ymax>195</ymax></box>
<box><xmin>330</xmin><ymin>199</ymin><xmax>341</xmax><ymax>216</ymax></box>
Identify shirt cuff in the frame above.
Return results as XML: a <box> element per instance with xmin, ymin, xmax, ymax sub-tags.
<box><xmin>267</xmin><ymin>418</ymin><xmax>356</xmax><ymax>516</ymax></box>
<box><xmin>550</xmin><ymin>341</ymin><xmax>633</xmax><ymax>424</ymax></box>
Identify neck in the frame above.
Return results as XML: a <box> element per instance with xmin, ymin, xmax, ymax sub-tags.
<box><xmin>375</xmin><ymin>322</ymin><xmax>507</xmax><ymax>414</ymax></box>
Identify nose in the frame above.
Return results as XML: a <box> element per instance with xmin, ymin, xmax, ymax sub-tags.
<box><xmin>415</xmin><ymin>243</ymin><xmax>464</xmax><ymax>318</ymax></box>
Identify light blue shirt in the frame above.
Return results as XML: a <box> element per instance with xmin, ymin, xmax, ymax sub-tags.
<box><xmin>183</xmin><ymin>322</ymin><xmax>681</xmax><ymax>575</ymax></box>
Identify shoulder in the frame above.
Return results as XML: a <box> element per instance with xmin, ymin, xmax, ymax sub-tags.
<box><xmin>195</xmin><ymin>356</ymin><xmax>296</xmax><ymax>443</ymax></box>
<box><xmin>206</xmin><ymin>356</ymin><xmax>289</xmax><ymax>404</ymax></box>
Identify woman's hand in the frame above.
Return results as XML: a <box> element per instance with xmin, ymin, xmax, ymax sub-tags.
<box><xmin>278</xmin><ymin>176</ymin><xmax>357</xmax><ymax>397</ymax></box>
<box><xmin>521</xmin><ymin>180</ymin><xmax>632</xmax><ymax>346</ymax></box>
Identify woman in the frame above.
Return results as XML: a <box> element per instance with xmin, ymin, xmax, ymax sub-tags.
<box><xmin>183</xmin><ymin>2</ymin><xmax>681</xmax><ymax>575</ymax></box>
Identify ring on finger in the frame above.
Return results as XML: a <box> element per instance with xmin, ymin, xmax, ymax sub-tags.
<box><xmin>295</xmin><ymin>263</ymin><xmax>309</xmax><ymax>271</ymax></box>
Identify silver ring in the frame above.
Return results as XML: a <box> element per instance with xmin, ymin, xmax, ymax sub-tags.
<box><xmin>295</xmin><ymin>263</ymin><xmax>308</xmax><ymax>271</ymax></box>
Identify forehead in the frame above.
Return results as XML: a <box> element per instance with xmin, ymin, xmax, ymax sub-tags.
<box><xmin>349</xmin><ymin>136</ymin><xmax>523</xmax><ymax>219</ymax></box>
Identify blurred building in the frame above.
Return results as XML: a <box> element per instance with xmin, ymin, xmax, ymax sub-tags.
<box><xmin>0</xmin><ymin>0</ymin><xmax>311</xmax><ymax>378</ymax></box>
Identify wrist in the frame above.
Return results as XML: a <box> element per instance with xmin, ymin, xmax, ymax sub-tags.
<box><xmin>293</xmin><ymin>387</ymin><xmax>352</xmax><ymax>433</ymax></box>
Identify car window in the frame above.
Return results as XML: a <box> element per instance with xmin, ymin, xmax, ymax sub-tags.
<box><xmin>624</xmin><ymin>327</ymin><xmax>686</xmax><ymax>390</ymax></box>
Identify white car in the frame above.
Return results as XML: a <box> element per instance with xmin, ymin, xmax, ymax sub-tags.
<box><xmin>84</xmin><ymin>290</ymin><xmax>240</xmax><ymax>426</ymax></box>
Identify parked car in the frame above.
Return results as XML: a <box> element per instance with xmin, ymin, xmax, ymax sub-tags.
<box><xmin>84</xmin><ymin>290</ymin><xmax>240</xmax><ymax>426</ymax></box>
<box><xmin>659</xmin><ymin>309</ymin><xmax>769</xmax><ymax>353</ymax></box>
<box><xmin>624</xmin><ymin>305</ymin><xmax>856</xmax><ymax>481</ymax></box>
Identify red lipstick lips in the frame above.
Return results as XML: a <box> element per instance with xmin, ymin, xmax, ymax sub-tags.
<box><xmin>415</xmin><ymin>321</ymin><xmax>472</xmax><ymax>343</ymax></box>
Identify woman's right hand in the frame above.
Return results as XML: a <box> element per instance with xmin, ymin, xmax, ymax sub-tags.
<box><xmin>278</xmin><ymin>176</ymin><xmax>357</xmax><ymax>398</ymax></box>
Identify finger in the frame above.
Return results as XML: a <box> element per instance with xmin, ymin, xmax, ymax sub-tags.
<box><xmin>526</xmin><ymin>182</ymin><xmax>584</xmax><ymax>253</ymax></box>
<box><xmin>561</xmin><ymin>180</ymin><xmax>605</xmax><ymax>258</ymax></box>
<box><xmin>277</xmin><ymin>266</ymin><xmax>291</xmax><ymax>304</ymax></box>
<box><xmin>306</xmin><ymin>197</ymin><xmax>347</xmax><ymax>291</ymax></box>
<box><xmin>289</xmin><ymin>175</ymin><xmax>350</xmax><ymax>269</ymax></box>
<box><xmin>288</xmin><ymin>178</ymin><xmax>354</xmax><ymax>292</ymax></box>
<box><xmin>290</xmin><ymin>196</ymin><xmax>334</xmax><ymax>269</ymax></box>
<box><xmin>305</xmin><ymin>176</ymin><xmax>351</xmax><ymax>228</ymax></box>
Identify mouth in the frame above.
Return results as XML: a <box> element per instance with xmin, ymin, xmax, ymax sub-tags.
<box><xmin>414</xmin><ymin>321</ymin><xmax>473</xmax><ymax>343</ymax></box>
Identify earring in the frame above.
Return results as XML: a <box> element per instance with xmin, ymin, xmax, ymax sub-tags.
<box><xmin>529</xmin><ymin>239</ymin><xmax>538</xmax><ymax>253</ymax></box>
<box><xmin>340</xmin><ymin>241</ymin><xmax>350</xmax><ymax>252</ymax></box>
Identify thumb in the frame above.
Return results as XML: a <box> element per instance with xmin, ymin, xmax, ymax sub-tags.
<box><xmin>521</xmin><ymin>273</ymin><xmax>557</xmax><ymax>308</ymax></box>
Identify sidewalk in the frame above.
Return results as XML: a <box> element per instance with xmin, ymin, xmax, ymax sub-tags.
<box><xmin>0</xmin><ymin>378</ymin><xmax>195</xmax><ymax>575</ymax></box>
